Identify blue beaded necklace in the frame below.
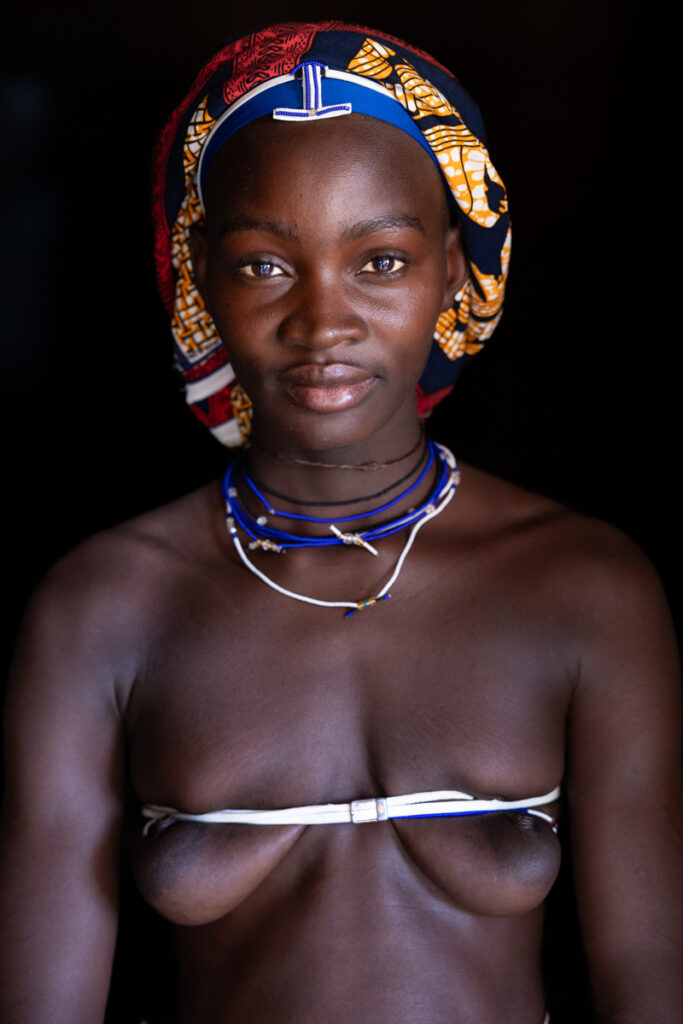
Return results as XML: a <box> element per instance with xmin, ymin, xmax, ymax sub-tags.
<box><xmin>227</xmin><ymin>439</ymin><xmax>444</xmax><ymax>554</ymax></box>
<box><xmin>222</xmin><ymin>441</ymin><xmax>460</xmax><ymax>617</ymax></box>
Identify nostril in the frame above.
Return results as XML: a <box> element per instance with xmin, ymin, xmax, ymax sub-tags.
<box><xmin>278</xmin><ymin>303</ymin><xmax>366</xmax><ymax>349</ymax></box>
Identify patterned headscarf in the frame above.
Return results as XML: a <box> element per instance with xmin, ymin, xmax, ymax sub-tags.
<box><xmin>152</xmin><ymin>22</ymin><xmax>511</xmax><ymax>447</ymax></box>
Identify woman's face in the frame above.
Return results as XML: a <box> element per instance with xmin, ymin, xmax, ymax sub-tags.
<box><xmin>192</xmin><ymin>114</ymin><xmax>465</xmax><ymax>455</ymax></box>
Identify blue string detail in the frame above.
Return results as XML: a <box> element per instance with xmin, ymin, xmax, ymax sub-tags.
<box><xmin>222</xmin><ymin>440</ymin><xmax>454</xmax><ymax>553</ymax></box>
<box><xmin>273</xmin><ymin>61</ymin><xmax>352</xmax><ymax>121</ymax></box>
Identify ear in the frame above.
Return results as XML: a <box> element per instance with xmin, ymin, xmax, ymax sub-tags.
<box><xmin>190</xmin><ymin>224</ymin><xmax>209</xmax><ymax>299</ymax></box>
<box><xmin>441</xmin><ymin>227</ymin><xmax>468</xmax><ymax>312</ymax></box>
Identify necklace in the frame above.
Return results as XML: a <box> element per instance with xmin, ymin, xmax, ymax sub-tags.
<box><xmin>260</xmin><ymin>430</ymin><xmax>424</xmax><ymax>471</ymax></box>
<box><xmin>245</xmin><ymin>443</ymin><xmax>427</xmax><ymax>507</ymax></box>
<box><xmin>223</xmin><ymin>442</ymin><xmax>460</xmax><ymax>618</ymax></box>
<box><xmin>227</xmin><ymin>440</ymin><xmax>443</xmax><ymax>554</ymax></box>
<box><xmin>239</xmin><ymin>441</ymin><xmax>436</xmax><ymax>531</ymax></box>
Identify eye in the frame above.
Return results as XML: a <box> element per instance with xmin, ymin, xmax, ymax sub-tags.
<box><xmin>238</xmin><ymin>261</ymin><xmax>286</xmax><ymax>279</ymax></box>
<box><xmin>358</xmin><ymin>255</ymin><xmax>407</xmax><ymax>275</ymax></box>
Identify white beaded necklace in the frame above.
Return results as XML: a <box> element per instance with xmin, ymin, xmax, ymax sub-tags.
<box><xmin>224</xmin><ymin>443</ymin><xmax>460</xmax><ymax>618</ymax></box>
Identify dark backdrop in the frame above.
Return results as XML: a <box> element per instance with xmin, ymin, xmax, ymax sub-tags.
<box><xmin>1</xmin><ymin>2</ymin><xmax>672</xmax><ymax>1020</ymax></box>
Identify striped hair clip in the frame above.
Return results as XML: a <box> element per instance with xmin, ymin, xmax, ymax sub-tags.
<box><xmin>273</xmin><ymin>61</ymin><xmax>352</xmax><ymax>121</ymax></box>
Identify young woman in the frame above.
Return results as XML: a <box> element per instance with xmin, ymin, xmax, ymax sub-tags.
<box><xmin>1</xmin><ymin>22</ymin><xmax>680</xmax><ymax>1024</ymax></box>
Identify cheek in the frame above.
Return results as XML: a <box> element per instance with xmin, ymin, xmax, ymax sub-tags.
<box><xmin>374</xmin><ymin>283</ymin><xmax>442</xmax><ymax>365</ymax></box>
<box><xmin>203</xmin><ymin>288</ymin><xmax>273</xmax><ymax>374</ymax></box>
<box><xmin>218</xmin><ymin>342</ymin><xmax>270</xmax><ymax>397</ymax></box>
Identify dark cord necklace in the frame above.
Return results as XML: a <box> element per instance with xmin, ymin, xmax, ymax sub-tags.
<box><xmin>256</xmin><ymin>429</ymin><xmax>424</xmax><ymax>471</ymax></box>
<box><xmin>244</xmin><ymin>443</ymin><xmax>428</xmax><ymax>508</ymax></box>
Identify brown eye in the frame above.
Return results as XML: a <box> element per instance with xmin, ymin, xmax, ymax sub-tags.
<box><xmin>240</xmin><ymin>262</ymin><xmax>285</xmax><ymax>279</ymax></box>
<box><xmin>359</xmin><ymin>255</ymin><xmax>407</xmax><ymax>275</ymax></box>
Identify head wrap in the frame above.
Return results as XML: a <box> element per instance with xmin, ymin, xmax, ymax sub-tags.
<box><xmin>152</xmin><ymin>22</ymin><xmax>511</xmax><ymax>447</ymax></box>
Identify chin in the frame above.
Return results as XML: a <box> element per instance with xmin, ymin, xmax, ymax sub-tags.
<box><xmin>252</xmin><ymin>395</ymin><xmax>420</xmax><ymax>458</ymax></box>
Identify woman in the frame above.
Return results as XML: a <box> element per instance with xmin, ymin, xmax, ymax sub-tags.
<box><xmin>0</xmin><ymin>22</ymin><xmax>680</xmax><ymax>1024</ymax></box>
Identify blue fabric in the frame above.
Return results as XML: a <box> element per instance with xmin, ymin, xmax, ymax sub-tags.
<box><xmin>199</xmin><ymin>73</ymin><xmax>449</xmax><ymax>203</ymax></box>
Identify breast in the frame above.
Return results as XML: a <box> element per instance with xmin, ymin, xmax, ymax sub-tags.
<box><xmin>131</xmin><ymin>818</ymin><xmax>306</xmax><ymax>926</ymax></box>
<box><xmin>392</xmin><ymin>810</ymin><xmax>561</xmax><ymax>916</ymax></box>
<box><xmin>131</xmin><ymin>807</ymin><xmax>560</xmax><ymax>927</ymax></box>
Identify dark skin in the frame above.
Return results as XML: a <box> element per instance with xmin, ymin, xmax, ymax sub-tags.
<box><xmin>1</xmin><ymin>114</ymin><xmax>681</xmax><ymax>1024</ymax></box>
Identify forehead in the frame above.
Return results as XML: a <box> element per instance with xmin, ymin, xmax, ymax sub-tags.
<box><xmin>203</xmin><ymin>113</ymin><xmax>450</xmax><ymax>229</ymax></box>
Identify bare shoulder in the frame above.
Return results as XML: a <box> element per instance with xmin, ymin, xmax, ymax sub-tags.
<box><xmin>41</xmin><ymin>480</ymin><xmax>223</xmax><ymax>596</ymax></box>
<box><xmin>13</xmin><ymin>482</ymin><xmax>225</xmax><ymax>702</ymax></box>
<box><xmin>457</xmin><ymin>463</ymin><xmax>677</xmax><ymax>681</ymax></box>
<box><xmin>458</xmin><ymin>462</ymin><xmax>663</xmax><ymax>588</ymax></box>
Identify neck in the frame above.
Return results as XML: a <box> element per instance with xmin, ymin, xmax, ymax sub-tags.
<box><xmin>242</xmin><ymin>429</ymin><xmax>430</xmax><ymax>532</ymax></box>
<box><xmin>225</xmin><ymin>439</ymin><xmax>456</xmax><ymax>560</ymax></box>
<box><xmin>221</xmin><ymin>440</ymin><xmax>460</xmax><ymax>619</ymax></box>
<box><xmin>246</xmin><ymin>417</ymin><xmax>425</xmax><ymax>507</ymax></box>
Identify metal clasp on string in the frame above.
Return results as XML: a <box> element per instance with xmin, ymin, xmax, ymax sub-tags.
<box><xmin>350</xmin><ymin>797</ymin><xmax>389</xmax><ymax>823</ymax></box>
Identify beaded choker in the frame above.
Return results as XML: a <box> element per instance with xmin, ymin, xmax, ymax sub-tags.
<box><xmin>222</xmin><ymin>441</ymin><xmax>460</xmax><ymax>617</ymax></box>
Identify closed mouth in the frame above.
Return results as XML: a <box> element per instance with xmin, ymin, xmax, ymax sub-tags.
<box><xmin>280</xmin><ymin>363</ymin><xmax>378</xmax><ymax>412</ymax></box>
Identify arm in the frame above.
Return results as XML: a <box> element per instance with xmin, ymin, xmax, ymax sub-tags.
<box><xmin>0</xmin><ymin>549</ymin><xmax>128</xmax><ymax>1023</ymax></box>
<box><xmin>567</xmin><ymin>535</ymin><xmax>683</xmax><ymax>1023</ymax></box>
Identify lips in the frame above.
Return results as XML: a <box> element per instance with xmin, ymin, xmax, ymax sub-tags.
<box><xmin>280</xmin><ymin>363</ymin><xmax>378</xmax><ymax>412</ymax></box>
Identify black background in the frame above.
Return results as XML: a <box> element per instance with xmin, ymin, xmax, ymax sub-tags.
<box><xmin>1</xmin><ymin>1</ymin><xmax>674</xmax><ymax>1020</ymax></box>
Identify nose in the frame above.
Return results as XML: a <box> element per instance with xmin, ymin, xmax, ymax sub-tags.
<box><xmin>277</xmin><ymin>271</ymin><xmax>367</xmax><ymax>351</ymax></box>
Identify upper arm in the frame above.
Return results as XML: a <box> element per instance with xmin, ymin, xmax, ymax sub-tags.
<box><xmin>566</xmin><ymin>534</ymin><xmax>683</xmax><ymax>1021</ymax></box>
<box><xmin>0</xmin><ymin>545</ymin><xmax>133</xmax><ymax>1023</ymax></box>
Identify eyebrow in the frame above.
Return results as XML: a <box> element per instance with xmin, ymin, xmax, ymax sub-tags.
<box><xmin>218</xmin><ymin>216</ymin><xmax>299</xmax><ymax>241</ymax></box>
<box><xmin>217</xmin><ymin>213</ymin><xmax>426</xmax><ymax>242</ymax></box>
<box><xmin>341</xmin><ymin>214</ymin><xmax>426</xmax><ymax>241</ymax></box>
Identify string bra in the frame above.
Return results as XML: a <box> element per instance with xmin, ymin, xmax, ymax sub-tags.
<box><xmin>142</xmin><ymin>785</ymin><xmax>561</xmax><ymax>835</ymax></box>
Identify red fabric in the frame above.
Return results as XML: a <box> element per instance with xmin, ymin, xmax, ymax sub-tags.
<box><xmin>417</xmin><ymin>385</ymin><xmax>454</xmax><ymax>420</ymax></box>
<box><xmin>222</xmin><ymin>24</ymin><xmax>320</xmax><ymax>104</ymax></box>
<box><xmin>187</xmin><ymin>384</ymin><xmax>236</xmax><ymax>429</ymax></box>
<box><xmin>182</xmin><ymin>346</ymin><xmax>228</xmax><ymax>382</ymax></box>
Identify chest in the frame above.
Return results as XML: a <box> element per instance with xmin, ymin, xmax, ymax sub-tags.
<box><xmin>124</xmin><ymin>547</ymin><xmax>571</xmax><ymax>813</ymax></box>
